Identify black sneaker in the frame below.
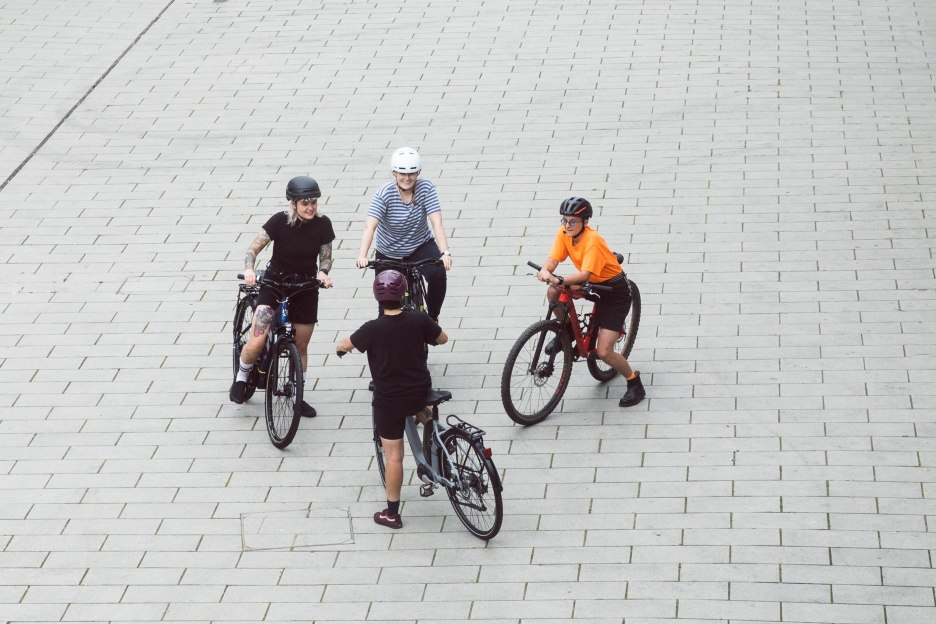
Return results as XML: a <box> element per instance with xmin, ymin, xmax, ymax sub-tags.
<box><xmin>373</xmin><ymin>509</ymin><xmax>402</xmax><ymax>529</ymax></box>
<box><xmin>300</xmin><ymin>400</ymin><xmax>316</xmax><ymax>418</ymax></box>
<box><xmin>544</xmin><ymin>337</ymin><xmax>559</xmax><ymax>355</ymax></box>
<box><xmin>229</xmin><ymin>380</ymin><xmax>247</xmax><ymax>404</ymax></box>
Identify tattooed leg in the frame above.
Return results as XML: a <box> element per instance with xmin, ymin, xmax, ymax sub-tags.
<box><xmin>240</xmin><ymin>306</ymin><xmax>273</xmax><ymax>364</ymax></box>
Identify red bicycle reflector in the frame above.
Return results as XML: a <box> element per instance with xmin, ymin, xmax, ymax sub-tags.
<box><xmin>483</xmin><ymin>448</ymin><xmax>493</xmax><ymax>459</ymax></box>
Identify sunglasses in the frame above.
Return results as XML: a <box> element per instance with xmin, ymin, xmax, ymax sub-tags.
<box><xmin>560</xmin><ymin>218</ymin><xmax>582</xmax><ymax>226</ymax></box>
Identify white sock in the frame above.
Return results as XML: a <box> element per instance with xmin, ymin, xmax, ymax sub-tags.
<box><xmin>236</xmin><ymin>358</ymin><xmax>252</xmax><ymax>383</ymax></box>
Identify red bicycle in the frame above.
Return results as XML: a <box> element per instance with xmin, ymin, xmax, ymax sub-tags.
<box><xmin>500</xmin><ymin>259</ymin><xmax>641</xmax><ymax>425</ymax></box>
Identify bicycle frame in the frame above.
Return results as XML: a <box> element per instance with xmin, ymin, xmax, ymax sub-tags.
<box><xmin>547</xmin><ymin>287</ymin><xmax>603</xmax><ymax>359</ymax></box>
<box><xmin>404</xmin><ymin>406</ymin><xmax>460</xmax><ymax>491</ymax></box>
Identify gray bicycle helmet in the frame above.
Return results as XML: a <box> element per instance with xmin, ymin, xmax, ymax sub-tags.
<box><xmin>285</xmin><ymin>176</ymin><xmax>321</xmax><ymax>201</ymax></box>
<box><xmin>373</xmin><ymin>269</ymin><xmax>408</xmax><ymax>303</ymax></box>
<box><xmin>559</xmin><ymin>196</ymin><xmax>593</xmax><ymax>219</ymax></box>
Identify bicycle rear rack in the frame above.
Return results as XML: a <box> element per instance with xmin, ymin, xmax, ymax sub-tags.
<box><xmin>446</xmin><ymin>415</ymin><xmax>486</xmax><ymax>441</ymax></box>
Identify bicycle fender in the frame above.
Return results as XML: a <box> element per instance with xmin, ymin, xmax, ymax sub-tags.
<box><xmin>480</xmin><ymin>449</ymin><xmax>503</xmax><ymax>493</ymax></box>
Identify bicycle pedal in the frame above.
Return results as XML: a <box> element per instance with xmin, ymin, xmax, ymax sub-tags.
<box><xmin>419</xmin><ymin>482</ymin><xmax>435</xmax><ymax>497</ymax></box>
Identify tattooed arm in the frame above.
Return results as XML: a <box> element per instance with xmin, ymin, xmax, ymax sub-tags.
<box><xmin>317</xmin><ymin>242</ymin><xmax>334</xmax><ymax>288</ymax></box>
<box><xmin>243</xmin><ymin>229</ymin><xmax>271</xmax><ymax>286</ymax></box>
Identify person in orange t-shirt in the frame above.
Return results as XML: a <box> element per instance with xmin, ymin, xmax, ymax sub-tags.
<box><xmin>536</xmin><ymin>197</ymin><xmax>645</xmax><ymax>407</ymax></box>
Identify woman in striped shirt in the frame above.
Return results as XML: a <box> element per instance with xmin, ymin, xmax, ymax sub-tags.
<box><xmin>356</xmin><ymin>147</ymin><xmax>452</xmax><ymax>322</ymax></box>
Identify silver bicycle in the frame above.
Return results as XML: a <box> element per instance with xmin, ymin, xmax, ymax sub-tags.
<box><xmin>373</xmin><ymin>389</ymin><xmax>504</xmax><ymax>540</ymax></box>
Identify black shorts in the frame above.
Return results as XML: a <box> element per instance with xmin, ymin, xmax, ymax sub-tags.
<box><xmin>591</xmin><ymin>275</ymin><xmax>632</xmax><ymax>332</ymax></box>
<box><xmin>374</xmin><ymin>407</ymin><xmax>423</xmax><ymax>440</ymax></box>
<box><xmin>257</xmin><ymin>286</ymin><xmax>319</xmax><ymax>325</ymax></box>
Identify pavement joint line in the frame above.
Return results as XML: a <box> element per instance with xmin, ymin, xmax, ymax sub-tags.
<box><xmin>0</xmin><ymin>0</ymin><xmax>177</xmax><ymax>193</ymax></box>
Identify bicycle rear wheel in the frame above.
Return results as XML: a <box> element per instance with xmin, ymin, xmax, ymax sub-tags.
<box><xmin>500</xmin><ymin>319</ymin><xmax>573</xmax><ymax>425</ymax></box>
<box><xmin>373</xmin><ymin>411</ymin><xmax>387</xmax><ymax>486</ymax></box>
<box><xmin>232</xmin><ymin>295</ymin><xmax>258</xmax><ymax>400</ymax></box>
<box><xmin>265</xmin><ymin>339</ymin><xmax>303</xmax><ymax>449</ymax></box>
<box><xmin>587</xmin><ymin>279</ymin><xmax>642</xmax><ymax>382</ymax></box>
<box><xmin>442</xmin><ymin>427</ymin><xmax>503</xmax><ymax>540</ymax></box>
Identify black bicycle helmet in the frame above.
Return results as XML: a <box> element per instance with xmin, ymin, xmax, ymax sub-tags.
<box><xmin>559</xmin><ymin>197</ymin><xmax>593</xmax><ymax>219</ymax></box>
<box><xmin>285</xmin><ymin>176</ymin><xmax>321</xmax><ymax>201</ymax></box>
<box><xmin>373</xmin><ymin>269</ymin><xmax>408</xmax><ymax>303</ymax></box>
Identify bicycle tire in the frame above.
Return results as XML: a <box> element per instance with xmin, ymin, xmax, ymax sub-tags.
<box><xmin>373</xmin><ymin>411</ymin><xmax>387</xmax><ymax>487</ymax></box>
<box><xmin>232</xmin><ymin>295</ymin><xmax>258</xmax><ymax>400</ymax></box>
<box><xmin>442</xmin><ymin>427</ymin><xmax>503</xmax><ymax>540</ymax></box>
<box><xmin>409</xmin><ymin>271</ymin><xmax>430</xmax><ymax>354</ymax></box>
<box><xmin>265</xmin><ymin>339</ymin><xmax>303</xmax><ymax>449</ymax></box>
<box><xmin>500</xmin><ymin>319</ymin><xmax>573</xmax><ymax>425</ymax></box>
<box><xmin>587</xmin><ymin>279</ymin><xmax>642</xmax><ymax>382</ymax></box>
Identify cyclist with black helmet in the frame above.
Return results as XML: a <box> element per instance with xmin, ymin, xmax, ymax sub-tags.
<box><xmin>336</xmin><ymin>269</ymin><xmax>448</xmax><ymax>529</ymax></box>
<box><xmin>355</xmin><ymin>147</ymin><xmax>452</xmax><ymax>322</ymax></box>
<box><xmin>536</xmin><ymin>197</ymin><xmax>645</xmax><ymax>407</ymax></box>
<box><xmin>229</xmin><ymin>176</ymin><xmax>336</xmax><ymax>417</ymax></box>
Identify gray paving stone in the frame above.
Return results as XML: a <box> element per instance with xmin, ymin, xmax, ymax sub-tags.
<box><xmin>3</xmin><ymin>0</ymin><xmax>936</xmax><ymax>621</ymax></box>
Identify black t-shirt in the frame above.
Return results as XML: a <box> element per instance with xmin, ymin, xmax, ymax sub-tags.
<box><xmin>350</xmin><ymin>312</ymin><xmax>443</xmax><ymax>418</ymax></box>
<box><xmin>262</xmin><ymin>211</ymin><xmax>335</xmax><ymax>275</ymax></box>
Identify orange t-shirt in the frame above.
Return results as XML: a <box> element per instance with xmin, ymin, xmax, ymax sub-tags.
<box><xmin>549</xmin><ymin>226</ymin><xmax>622</xmax><ymax>283</ymax></box>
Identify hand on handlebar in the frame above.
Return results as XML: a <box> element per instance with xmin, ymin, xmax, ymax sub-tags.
<box><xmin>356</xmin><ymin>255</ymin><xmax>369</xmax><ymax>269</ymax></box>
<box><xmin>536</xmin><ymin>267</ymin><xmax>557</xmax><ymax>285</ymax></box>
<box><xmin>243</xmin><ymin>267</ymin><xmax>257</xmax><ymax>287</ymax></box>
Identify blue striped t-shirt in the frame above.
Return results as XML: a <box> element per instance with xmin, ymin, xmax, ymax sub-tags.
<box><xmin>368</xmin><ymin>178</ymin><xmax>442</xmax><ymax>258</ymax></box>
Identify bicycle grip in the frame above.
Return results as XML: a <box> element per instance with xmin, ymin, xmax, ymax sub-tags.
<box><xmin>527</xmin><ymin>261</ymin><xmax>542</xmax><ymax>272</ymax></box>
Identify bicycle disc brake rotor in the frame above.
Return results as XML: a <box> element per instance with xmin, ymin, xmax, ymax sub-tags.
<box><xmin>532</xmin><ymin>362</ymin><xmax>555</xmax><ymax>386</ymax></box>
<box><xmin>278</xmin><ymin>381</ymin><xmax>296</xmax><ymax>398</ymax></box>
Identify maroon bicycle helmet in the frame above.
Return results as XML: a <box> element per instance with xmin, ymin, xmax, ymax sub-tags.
<box><xmin>559</xmin><ymin>196</ymin><xmax>593</xmax><ymax>219</ymax></box>
<box><xmin>373</xmin><ymin>269</ymin><xmax>407</xmax><ymax>302</ymax></box>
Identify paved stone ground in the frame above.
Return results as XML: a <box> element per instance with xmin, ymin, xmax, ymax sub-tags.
<box><xmin>2</xmin><ymin>0</ymin><xmax>936</xmax><ymax>622</ymax></box>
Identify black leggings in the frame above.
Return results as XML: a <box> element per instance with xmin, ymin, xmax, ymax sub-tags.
<box><xmin>376</xmin><ymin>239</ymin><xmax>447</xmax><ymax>320</ymax></box>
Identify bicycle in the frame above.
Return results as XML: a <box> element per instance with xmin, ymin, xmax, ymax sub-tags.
<box><xmin>371</xmin><ymin>388</ymin><xmax>504</xmax><ymax>540</ymax></box>
<box><xmin>232</xmin><ymin>271</ymin><xmax>322</xmax><ymax>449</ymax></box>
<box><xmin>365</xmin><ymin>257</ymin><xmax>442</xmax><ymax>315</ymax></box>
<box><xmin>500</xmin><ymin>257</ymin><xmax>641</xmax><ymax>425</ymax></box>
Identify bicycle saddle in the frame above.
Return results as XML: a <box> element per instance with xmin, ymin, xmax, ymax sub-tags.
<box><xmin>425</xmin><ymin>389</ymin><xmax>452</xmax><ymax>406</ymax></box>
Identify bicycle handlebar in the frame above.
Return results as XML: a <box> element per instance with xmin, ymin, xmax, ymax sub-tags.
<box><xmin>237</xmin><ymin>272</ymin><xmax>323</xmax><ymax>294</ymax></box>
<box><xmin>366</xmin><ymin>257</ymin><xmax>444</xmax><ymax>271</ymax></box>
<box><xmin>524</xmin><ymin>261</ymin><xmax>612</xmax><ymax>293</ymax></box>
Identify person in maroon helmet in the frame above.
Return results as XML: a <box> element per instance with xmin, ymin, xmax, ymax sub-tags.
<box><xmin>336</xmin><ymin>270</ymin><xmax>448</xmax><ymax>529</ymax></box>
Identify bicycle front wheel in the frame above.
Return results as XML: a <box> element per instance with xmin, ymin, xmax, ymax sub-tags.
<box><xmin>232</xmin><ymin>295</ymin><xmax>258</xmax><ymax>400</ymax></box>
<box><xmin>265</xmin><ymin>339</ymin><xmax>303</xmax><ymax>449</ymax></box>
<box><xmin>442</xmin><ymin>427</ymin><xmax>503</xmax><ymax>540</ymax></box>
<box><xmin>587</xmin><ymin>279</ymin><xmax>642</xmax><ymax>382</ymax></box>
<box><xmin>500</xmin><ymin>319</ymin><xmax>573</xmax><ymax>425</ymax></box>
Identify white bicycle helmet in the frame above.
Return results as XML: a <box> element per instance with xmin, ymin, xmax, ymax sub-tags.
<box><xmin>390</xmin><ymin>147</ymin><xmax>422</xmax><ymax>173</ymax></box>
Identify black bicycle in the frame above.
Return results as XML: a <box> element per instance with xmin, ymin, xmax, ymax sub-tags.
<box><xmin>372</xmin><ymin>389</ymin><xmax>504</xmax><ymax>540</ymax></box>
<box><xmin>232</xmin><ymin>272</ymin><xmax>322</xmax><ymax>449</ymax></box>
<box><xmin>365</xmin><ymin>257</ymin><xmax>442</xmax><ymax>314</ymax></box>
